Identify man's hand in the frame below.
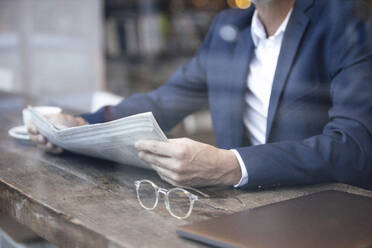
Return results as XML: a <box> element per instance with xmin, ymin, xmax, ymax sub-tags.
<box><xmin>135</xmin><ymin>138</ymin><xmax>242</xmax><ymax>187</ymax></box>
<box><xmin>26</xmin><ymin>113</ymin><xmax>87</xmax><ymax>154</ymax></box>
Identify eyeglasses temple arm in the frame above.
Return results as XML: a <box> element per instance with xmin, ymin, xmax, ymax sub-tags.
<box><xmin>181</xmin><ymin>186</ymin><xmax>210</xmax><ymax>198</ymax></box>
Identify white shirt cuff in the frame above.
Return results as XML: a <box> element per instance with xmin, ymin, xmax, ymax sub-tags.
<box><xmin>231</xmin><ymin>149</ymin><xmax>248</xmax><ymax>187</ymax></box>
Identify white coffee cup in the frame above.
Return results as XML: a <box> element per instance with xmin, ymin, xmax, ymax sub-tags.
<box><xmin>23</xmin><ymin>106</ymin><xmax>62</xmax><ymax>127</ymax></box>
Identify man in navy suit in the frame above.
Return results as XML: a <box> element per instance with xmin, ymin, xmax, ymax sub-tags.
<box><xmin>29</xmin><ymin>0</ymin><xmax>372</xmax><ymax>190</ymax></box>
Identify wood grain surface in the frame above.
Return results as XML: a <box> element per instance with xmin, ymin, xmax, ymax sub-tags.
<box><xmin>1</xmin><ymin>91</ymin><xmax>371</xmax><ymax>248</ymax></box>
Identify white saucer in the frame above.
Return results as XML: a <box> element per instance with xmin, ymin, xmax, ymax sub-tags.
<box><xmin>8</xmin><ymin>125</ymin><xmax>30</xmax><ymax>141</ymax></box>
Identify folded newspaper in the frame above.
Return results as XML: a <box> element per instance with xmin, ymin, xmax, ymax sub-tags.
<box><xmin>28</xmin><ymin>106</ymin><xmax>167</xmax><ymax>169</ymax></box>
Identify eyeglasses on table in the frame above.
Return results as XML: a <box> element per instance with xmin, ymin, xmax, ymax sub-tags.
<box><xmin>134</xmin><ymin>179</ymin><xmax>209</xmax><ymax>220</ymax></box>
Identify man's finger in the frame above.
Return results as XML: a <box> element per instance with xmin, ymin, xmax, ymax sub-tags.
<box><xmin>151</xmin><ymin>164</ymin><xmax>181</xmax><ymax>186</ymax></box>
<box><xmin>37</xmin><ymin>142</ymin><xmax>63</xmax><ymax>154</ymax></box>
<box><xmin>46</xmin><ymin>142</ymin><xmax>64</xmax><ymax>154</ymax></box>
<box><xmin>29</xmin><ymin>134</ymin><xmax>38</xmax><ymax>143</ymax></box>
<box><xmin>135</xmin><ymin>140</ymin><xmax>179</xmax><ymax>157</ymax></box>
<box><xmin>37</xmin><ymin>135</ymin><xmax>46</xmax><ymax>144</ymax></box>
<box><xmin>26</xmin><ymin>124</ymin><xmax>39</xmax><ymax>135</ymax></box>
<box><xmin>30</xmin><ymin>135</ymin><xmax>63</xmax><ymax>154</ymax></box>
<box><xmin>29</xmin><ymin>134</ymin><xmax>47</xmax><ymax>145</ymax></box>
<box><xmin>138</xmin><ymin>151</ymin><xmax>175</xmax><ymax>170</ymax></box>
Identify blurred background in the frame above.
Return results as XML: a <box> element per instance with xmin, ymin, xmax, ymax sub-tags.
<box><xmin>0</xmin><ymin>0</ymin><xmax>235</xmax><ymax>145</ymax></box>
<box><xmin>0</xmin><ymin>0</ymin><xmax>229</xmax><ymax>105</ymax></box>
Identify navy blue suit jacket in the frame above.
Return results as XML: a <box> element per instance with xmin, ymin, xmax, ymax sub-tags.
<box><xmin>82</xmin><ymin>0</ymin><xmax>372</xmax><ymax>190</ymax></box>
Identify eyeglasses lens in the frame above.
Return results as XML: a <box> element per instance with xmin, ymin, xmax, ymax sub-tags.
<box><xmin>167</xmin><ymin>188</ymin><xmax>192</xmax><ymax>218</ymax></box>
<box><xmin>137</xmin><ymin>181</ymin><xmax>157</xmax><ymax>209</ymax></box>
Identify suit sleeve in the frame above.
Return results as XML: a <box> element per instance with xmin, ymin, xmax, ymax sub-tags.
<box><xmin>80</xmin><ymin>15</ymin><xmax>221</xmax><ymax>132</ymax></box>
<box><xmin>237</xmin><ymin>2</ymin><xmax>372</xmax><ymax>190</ymax></box>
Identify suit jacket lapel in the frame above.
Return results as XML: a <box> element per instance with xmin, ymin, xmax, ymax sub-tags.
<box><xmin>266</xmin><ymin>0</ymin><xmax>314</xmax><ymax>142</ymax></box>
<box><xmin>227</xmin><ymin>24</ymin><xmax>255</xmax><ymax>148</ymax></box>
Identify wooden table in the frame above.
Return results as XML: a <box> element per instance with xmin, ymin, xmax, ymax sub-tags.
<box><xmin>1</xmin><ymin>91</ymin><xmax>372</xmax><ymax>248</ymax></box>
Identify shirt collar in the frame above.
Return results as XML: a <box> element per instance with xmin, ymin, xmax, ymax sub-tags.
<box><xmin>251</xmin><ymin>8</ymin><xmax>293</xmax><ymax>47</ymax></box>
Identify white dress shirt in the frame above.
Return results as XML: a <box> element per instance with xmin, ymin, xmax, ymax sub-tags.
<box><xmin>233</xmin><ymin>9</ymin><xmax>293</xmax><ymax>187</ymax></box>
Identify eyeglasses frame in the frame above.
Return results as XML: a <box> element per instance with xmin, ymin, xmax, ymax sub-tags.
<box><xmin>134</xmin><ymin>179</ymin><xmax>208</xmax><ymax>219</ymax></box>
